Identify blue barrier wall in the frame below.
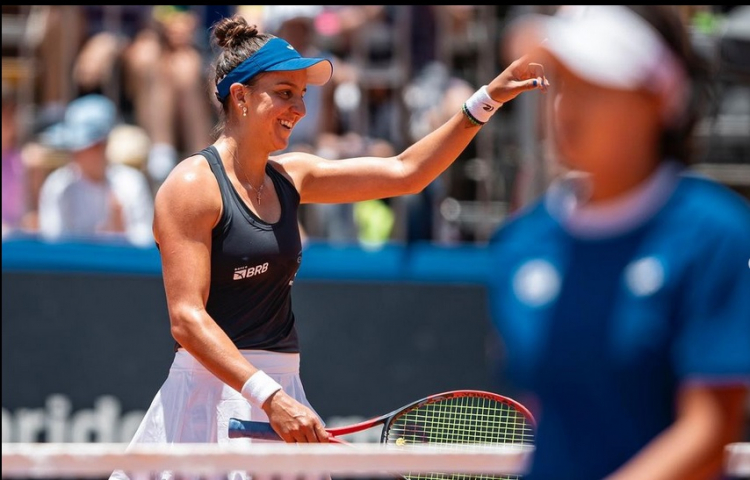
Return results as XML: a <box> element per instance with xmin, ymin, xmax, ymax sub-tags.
<box><xmin>2</xmin><ymin>238</ymin><xmax>504</xmax><ymax>443</ymax></box>
<box><xmin>2</xmin><ymin>237</ymin><xmax>494</xmax><ymax>283</ymax></box>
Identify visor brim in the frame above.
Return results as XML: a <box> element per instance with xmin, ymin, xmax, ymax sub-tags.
<box><xmin>266</xmin><ymin>57</ymin><xmax>333</xmax><ymax>86</ymax></box>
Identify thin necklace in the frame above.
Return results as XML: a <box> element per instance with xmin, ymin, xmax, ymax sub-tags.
<box><xmin>229</xmin><ymin>149</ymin><xmax>266</xmax><ymax>205</ymax></box>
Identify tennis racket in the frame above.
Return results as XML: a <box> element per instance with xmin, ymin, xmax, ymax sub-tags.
<box><xmin>229</xmin><ymin>389</ymin><xmax>536</xmax><ymax>479</ymax></box>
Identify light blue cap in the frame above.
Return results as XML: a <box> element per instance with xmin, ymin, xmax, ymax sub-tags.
<box><xmin>42</xmin><ymin>94</ymin><xmax>117</xmax><ymax>151</ymax></box>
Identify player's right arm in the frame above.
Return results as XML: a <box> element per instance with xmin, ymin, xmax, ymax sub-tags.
<box><xmin>153</xmin><ymin>155</ymin><xmax>256</xmax><ymax>392</ymax></box>
<box><xmin>153</xmin><ymin>155</ymin><xmax>327</xmax><ymax>443</ymax></box>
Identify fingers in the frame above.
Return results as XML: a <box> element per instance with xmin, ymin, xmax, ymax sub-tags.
<box><xmin>528</xmin><ymin>62</ymin><xmax>545</xmax><ymax>79</ymax></box>
<box><xmin>314</xmin><ymin>423</ymin><xmax>331</xmax><ymax>443</ymax></box>
<box><xmin>298</xmin><ymin>420</ymin><xmax>329</xmax><ymax>443</ymax></box>
<box><xmin>499</xmin><ymin>60</ymin><xmax>549</xmax><ymax>96</ymax></box>
<box><xmin>276</xmin><ymin>426</ymin><xmax>311</xmax><ymax>443</ymax></box>
<box><xmin>522</xmin><ymin>62</ymin><xmax>547</xmax><ymax>92</ymax></box>
<box><xmin>508</xmin><ymin>76</ymin><xmax>548</xmax><ymax>95</ymax></box>
<box><xmin>300</xmin><ymin>425</ymin><xmax>324</xmax><ymax>443</ymax></box>
<box><xmin>528</xmin><ymin>77</ymin><xmax>550</xmax><ymax>92</ymax></box>
<box><xmin>278</xmin><ymin>419</ymin><xmax>330</xmax><ymax>443</ymax></box>
<box><xmin>264</xmin><ymin>393</ymin><xmax>330</xmax><ymax>443</ymax></box>
<box><xmin>292</xmin><ymin>429</ymin><xmax>312</xmax><ymax>443</ymax></box>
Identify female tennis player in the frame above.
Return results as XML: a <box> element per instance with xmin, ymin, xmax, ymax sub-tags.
<box><xmin>110</xmin><ymin>13</ymin><xmax>547</xmax><ymax>479</ymax></box>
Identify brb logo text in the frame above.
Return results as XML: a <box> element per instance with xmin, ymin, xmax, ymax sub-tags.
<box><xmin>234</xmin><ymin>262</ymin><xmax>269</xmax><ymax>281</ymax></box>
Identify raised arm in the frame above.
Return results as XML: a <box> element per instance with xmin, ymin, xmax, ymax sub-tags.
<box><xmin>278</xmin><ymin>57</ymin><xmax>547</xmax><ymax>204</ymax></box>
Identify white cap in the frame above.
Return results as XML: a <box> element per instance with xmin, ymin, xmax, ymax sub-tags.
<box><xmin>506</xmin><ymin>6</ymin><xmax>689</xmax><ymax>124</ymax></box>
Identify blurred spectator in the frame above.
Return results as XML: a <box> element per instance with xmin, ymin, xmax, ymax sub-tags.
<box><xmin>121</xmin><ymin>5</ymin><xmax>213</xmax><ymax>183</ymax></box>
<box><xmin>25</xmin><ymin>6</ymin><xmax>150</xmax><ymax>109</ymax></box>
<box><xmin>18</xmin><ymin>141</ymin><xmax>66</xmax><ymax>233</ymax></box>
<box><xmin>73</xmin><ymin>31</ymin><xmax>128</xmax><ymax>97</ymax></box>
<box><xmin>2</xmin><ymin>85</ymin><xmax>27</xmax><ymax>237</ymax></box>
<box><xmin>12</xmin><ymin>104</ymin><xmax>70</xmax><ymax>233</ymax></box>
<box><xmin>106</xmin><ymin>124</ymin><xmax>151</xmax><ymax>172</ymax></box>
<box><xmin>37</xmin><ymin>94</ymin><xmax>154</xmax><ymax>246</ymax></box>
<box><xmin>353</xmin><ymin>138</ymin><xmax>397</xmax><ymax>245</ymax></box>
<box><xmin>25</xmin><ymin>6</ymin><xmax>79</xmax><ymax>109</ymax></box>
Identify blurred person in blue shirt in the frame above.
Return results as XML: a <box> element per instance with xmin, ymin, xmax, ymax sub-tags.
<box><xmin>38</xmin><ymin>94</ymin><xmax>154</xmax><ymax>246</ymax></box>
<box><xmin>488</xmin><ymin>6</ymin><xmax>750</xmax><ymax>480</ymax></box>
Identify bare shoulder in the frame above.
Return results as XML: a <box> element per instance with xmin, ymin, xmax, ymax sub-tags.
<box><xmin>155</xmin><ymin>154</ymin><xmax>220</xmax><ymax>212</ymax></box>
<box><xmin>153</xmin><ymin>154</ymin><xmax>222</xmax><ymax>240</ymax></box>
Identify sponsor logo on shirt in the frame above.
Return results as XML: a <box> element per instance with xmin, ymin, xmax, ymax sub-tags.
<box><xmin>625</xmin><ymin>256</ymin><xmax>664</xmax><ymax>296</ymax></box>
<box><xmin>513</xmin><ymin>259</ymin><xmax>560</xmax><ymax>307</ymax></box>
<box><xmin>233</xmin><ymin>262</ymin><xmax>269</xmax><ymax>280</ymax></box>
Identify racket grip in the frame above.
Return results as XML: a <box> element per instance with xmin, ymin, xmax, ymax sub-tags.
<box><xmin>228</xmin><ymin>418</ymin><xmax>282</xmax><ymax>441</ymax></box>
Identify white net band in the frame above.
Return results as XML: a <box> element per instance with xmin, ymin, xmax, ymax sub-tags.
<box><xmin>1</xmin><ymin>442</ymin><xmax>533</xmax><ymax>478</ymax></box>
<box><xmin>725</xmin><ymin>442</ymin><xmax>750</xmax><ymax>479</ymax></box>
<box><xmin>3</xmin><ymin>442</ymin><xmax>748</xmax><ymax>478</ymax></box>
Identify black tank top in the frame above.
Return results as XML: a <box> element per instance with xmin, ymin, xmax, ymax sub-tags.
<box><xmin>194</xmin><ymin>145</ymin><xmax>302</xmax><ymax>352</ymax></box>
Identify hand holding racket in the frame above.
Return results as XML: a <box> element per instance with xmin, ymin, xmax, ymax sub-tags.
<box><xmin>230</xmin><ymin>390</ymin><xmax>535</xmax><ymax>478</ymax></box>
<box><xmin>231</xmin><ymin>389</ymin><xmax>535</xmax><ymax>479</ymax></box>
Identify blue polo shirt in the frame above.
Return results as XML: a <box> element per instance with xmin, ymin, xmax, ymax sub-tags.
<box><xmin>488</xmin><ymin>172</ymin><xmax>750</xmax><ymax>480</ymax></box>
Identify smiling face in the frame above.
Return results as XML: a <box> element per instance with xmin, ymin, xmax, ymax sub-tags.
<box><xmin>241</xmin><ymin>69</ymin><xmax>309</xmax><ymax>153</ymax></box>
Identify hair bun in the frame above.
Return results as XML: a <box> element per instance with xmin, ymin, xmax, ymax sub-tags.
<box><xmin>213</xmin><ymin>16</ymin><xmax>260</xmax><ymax>49</ymax></box>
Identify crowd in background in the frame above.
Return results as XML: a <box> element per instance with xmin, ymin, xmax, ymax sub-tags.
<box><xmin>2</xmin><ymin>5</ymin><xmax>747</xmax><ymax>247</ymax></box>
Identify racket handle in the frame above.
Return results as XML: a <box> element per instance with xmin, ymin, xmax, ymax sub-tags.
<box><xmin>228</xmin><ymin>418</ymin><xmax>282</xmax><ymax>440</ymax></box>
<box><xmin>228</xmin><ymin>418</ymin><xmax>348</xmax><ymax>444</ymax></box>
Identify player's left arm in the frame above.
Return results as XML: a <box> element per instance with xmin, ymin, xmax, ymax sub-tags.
<box><xmin>605</xmin><ymin>384</ymin><xmax>747</xmax><ymax>480</ymax></box>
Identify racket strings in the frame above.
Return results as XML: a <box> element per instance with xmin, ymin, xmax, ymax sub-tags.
<box><xmin>387</xmin><ymin>396</ymin><xmax>533</xmax><ymax>445</ymax></box>
<box><xmin>385</xmin><ymin>395</ymin><xmax>534</xmax><ymax>480</ymax></box>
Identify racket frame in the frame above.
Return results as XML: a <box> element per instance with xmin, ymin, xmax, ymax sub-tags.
<box><xmin>229</xmin><ymin>389</ymin><xmax>535</xmax><ymax>445</ymax></box>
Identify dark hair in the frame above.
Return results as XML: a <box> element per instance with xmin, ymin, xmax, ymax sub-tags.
<box><xmin>210</xmin><ymin>15</ymin><xmax>275</xmax><ymax>106</ymax></box>
<box><xmin>626</xmin><ymin>5</ymin><xmax>709</xmax><ymax>165</ymax></box>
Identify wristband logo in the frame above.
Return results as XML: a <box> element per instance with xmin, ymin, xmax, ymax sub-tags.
<box><xmin>482</xmin><ymin>103</ymin><xmax>495</xmax><ymax>112</ymax></box>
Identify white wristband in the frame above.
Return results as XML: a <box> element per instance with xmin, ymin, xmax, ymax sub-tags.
<box><xmin>241</xmin><ymin>371</ymin><xmax>282</xmax><ymax>408</ymax></box>
<box><xmin>463</xmin><ymin>85</ymin><xmax>503</xmax><ymax>125</ymax></box>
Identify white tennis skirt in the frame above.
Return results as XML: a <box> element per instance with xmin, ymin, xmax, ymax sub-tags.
<box><xmin>110</xmin><ymin>349</ymin><xmax>319</xmax><ymax>480</ymax></box>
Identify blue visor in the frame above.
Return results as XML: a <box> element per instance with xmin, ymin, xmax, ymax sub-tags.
<box><xmin>216</xmin><ymin>37</ymin><xmax>333</xmax><ymax>101</ymax></box>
